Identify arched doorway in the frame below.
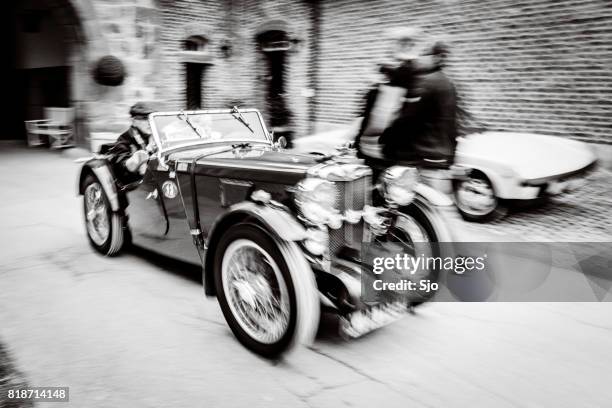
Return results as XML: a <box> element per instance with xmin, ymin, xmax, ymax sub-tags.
<box><xmin>183</xmin><ymin>35</ymin><xmax>209</xmax><ymax>109</ymax></box>
<box><xmin>256</xmin><ymin>21</ymin><xmax>294</xmax><ymax>146</ymax></box>
<box><xmin>5</xmin><ymin>0</ymin><xmax>87</xmax><ymax>145</ymax></box>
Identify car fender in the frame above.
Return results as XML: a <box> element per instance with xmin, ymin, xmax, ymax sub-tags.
<box><xmin>78</xmin><ymin>159</ymin><xmax>120</xmax><ymax>212</ymax></box>
<box><xmin>202</xmin><ymin>201</ymin><xmax>308</xmax><ymax>296</ymax></box>
<box><xmin>459</xmin><ymin>131</ymin><xmax>596</xmax><ymax>181</ymax></box>
<box><xmin>412</xmin><ymin>185</ymin><xmax>456</xmax><ymax>243</ymax></box>
<box><xmin>215</xmin><ymin>201</ymin><xmax>308</xmax><ymax>243</ymax></box>
<box><xmin>414</xmin><ymin>183</ymin><xmax>454</xmax><ymax>207</ymax></box>
<box><xmin>452</xmin><ymin>161</ymin><xmax>517</xmax><ymax>199</ymax></box>
<box><xmin>276</xmin><ymin>239</ymin><xmax>320</xmax><ymax>350</ymax></box>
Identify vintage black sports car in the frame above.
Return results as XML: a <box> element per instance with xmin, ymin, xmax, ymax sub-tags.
<box><xmin>78</xmin><ymin>108</ymin><xmax>456</xmax><ymax>357</ymax></box>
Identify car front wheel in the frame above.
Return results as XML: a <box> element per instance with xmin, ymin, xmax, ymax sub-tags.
<box><xmin>453</xmin><ymin>171</ymin><xmax>506</xmax><ymax>222</ymax></box>
<box><xmin>83</xmin><ymin>175</ymin><xmax>126</xmax><ymax>256</ymax></box>
<box><xmin>214</xmin><ymin>224</ymin><xmax>319</xmax><ymax>358</ymax></box>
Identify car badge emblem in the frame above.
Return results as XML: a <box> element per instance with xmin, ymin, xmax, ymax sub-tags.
<box><xmin>162</xmin><ymin>180</ymin><xmax>178</xmax><ymax>199</ymax></box>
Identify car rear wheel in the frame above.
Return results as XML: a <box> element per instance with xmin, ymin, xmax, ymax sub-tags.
<box><xmin>453</xmin><ymin>171</ymin><xmax>507</xmax><ymax>222</ymax></box>
<box><xmin>83</xmin><ymin>175</ymin><xmax>126</xmax><ymax>256</ymax></box>
<box><xmin>214</xmin><ymin>224</ymin><xmax>318</xmax><ymax>358</ymax></box>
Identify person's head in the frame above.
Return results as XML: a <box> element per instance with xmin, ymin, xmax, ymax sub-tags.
<box><xmin>129</xmin><ymin>102</ymin><xmax>154</xmax><ymax>135</ymax></box>
<box><xmin>385</xmin><ymin>27</ymin><xmax>424</xmax><ymax>62</ymax></box>
<box><xmin>420</xmin><ymin>40</ymin><xmax>449</xmax><ymax>69</ymax></box>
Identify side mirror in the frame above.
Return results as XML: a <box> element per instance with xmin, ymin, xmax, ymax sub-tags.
<box><xmin>274</xmin><ymin>135</ymin><xmax>287</xmax><ymax>149</ymax></box>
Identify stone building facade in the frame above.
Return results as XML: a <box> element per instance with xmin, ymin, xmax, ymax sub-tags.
<box><xmin>8</xmin><ymin>0</ymin><xmax>612</xmax><ymax>148</ymax></box>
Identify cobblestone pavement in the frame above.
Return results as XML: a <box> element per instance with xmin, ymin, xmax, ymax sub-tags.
<box><xmin>1</xmin><ymin>144</ymin><xmax>612</xmax><ymax>408</ymax></box>
<box><xmin>468</xmin><ymin>168</ymin><xmax>612</xmax><ymax>242</ymax></box>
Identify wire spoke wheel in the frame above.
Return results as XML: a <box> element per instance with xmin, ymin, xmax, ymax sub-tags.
<box><xmin>82</xmin><ymin>174</ymin><xmax>125</xmax><ymax>256</ymax></box>
<box><xmin>84</xmin><ymin>182</ymin><xmax>110</xmax><ymax>246</ymax></box>
<box><xmin>221</xmin><ymin>239</ymin><xmax>290</xmax><ymax>345</ymax></box>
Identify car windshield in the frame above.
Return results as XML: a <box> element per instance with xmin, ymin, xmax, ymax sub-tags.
<box><xmin>152</xmin><ymin>110</ymin><xmax>269</xmax><ymax>150</ymax></box>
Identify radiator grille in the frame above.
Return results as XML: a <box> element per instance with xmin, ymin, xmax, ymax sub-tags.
<box><xmin>330</xmin><ymin>175</ymin><xmax>371</xmax><ymax>256</ymax></box>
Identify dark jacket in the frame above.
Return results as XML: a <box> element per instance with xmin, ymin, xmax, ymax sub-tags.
<box><xmin>358</xmin><ymin>64</ymin><xmax>458</xmax><ymax>168</ymax></box>
<box><xmin>355</xmin><ymin>87</ymin><xmax>379</xmax><ymax>156</ymax></box>
<box><xmin>108</xmin><ymin>127</ymin><xmax>150</xmax><ymax>183</ymax></box>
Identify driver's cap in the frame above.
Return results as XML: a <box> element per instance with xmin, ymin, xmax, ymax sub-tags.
<box><xmin>129</xmin><ymin>102</ymin><xmax>155</xmax><ymax>119</ymax></box>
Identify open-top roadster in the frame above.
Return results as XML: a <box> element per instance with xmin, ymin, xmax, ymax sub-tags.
<box><xmin>78</xmin><ymin>108</ymin><xmax>456</xmax><ymax>356</ymax></box>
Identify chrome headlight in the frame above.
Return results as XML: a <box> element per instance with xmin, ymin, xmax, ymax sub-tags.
<box><xmin>380</xmin><ymin>166</ymin><xmax>419</xmax><ymax>206</ymax></box>
<box><xmin>295</xmin><ymin>178</ymin><xmax>341</xmax><ymax>228</ymax></box>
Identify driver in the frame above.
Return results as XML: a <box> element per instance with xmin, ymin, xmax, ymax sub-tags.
<box><xmin>109</xmin><ymin>102</ymin><xmax>155</xmax><ymax>182</ymax></box>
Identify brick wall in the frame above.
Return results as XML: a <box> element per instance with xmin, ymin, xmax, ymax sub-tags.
<box><xmin>157</xmin><ymin>0</ymin><xmax>227</xmax><ymax>110</ymax></box>
<box><xmin>130</xmin><ymin>0</ymin><xmax>611</xmax><ymax>143</ymax></box>
<box><xmin>156</xmin><ymin>0</ymin><xmax>314</xmax><ymax>138</ymax></box>
<box><xmin>232</xmin><ymin>0</ymin><xmax>313</xmax><ymax>137</ymax></box>
<box><xmin>316</xmin><ymin>0</ymin><xmax>612</xmax><ymax>143</ymax></box>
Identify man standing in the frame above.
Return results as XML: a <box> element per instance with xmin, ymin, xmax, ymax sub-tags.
<box><xmin>393</xmin><ymin>40</ymin><xmax>457</xmax><ymax>168</ymax></box>
<box><xmin>356</xmin><ymin>27</ymin><xmax>424</xmax><ymax>162</ymax></box>
<box><xmin>109</xmin><ymin>102</ymin><xmax>155</xmax><ymax>182</ymax></box>
<box><xmin>357</xmin><ymin>30</ymin><xmax>458</xmax><ymax>178</ymax></box>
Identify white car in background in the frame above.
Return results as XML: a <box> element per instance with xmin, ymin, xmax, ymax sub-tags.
<box><xmin>292</xmin><ymin>119</ymin><xmax>597</xmax><ymax>222</ymax></box>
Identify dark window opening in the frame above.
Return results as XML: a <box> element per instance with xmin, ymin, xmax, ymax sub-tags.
<box><xmin>185</xmin><ymin>63</ymin><xmax>204</xmax><ymax>109</ymax></box>
<box><xmin>183</xmin><ymin>35</ymin><xmax>208</xmax><ymax>52</ymax></box>
<box><xmin>257</xmin><ymin>30</ymin><xmax>291</xmax><ymax>52</ymax></box>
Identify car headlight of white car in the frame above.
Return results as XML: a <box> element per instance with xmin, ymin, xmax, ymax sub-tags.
<box><xmin>379</xmin><ymin>166</ymin><xmax>419</xmax><ymax>207</ymax></box>
<box><xmin>295</xmin><ymin>178</ymin><xmax>342</xmax><ymax>228</ymax></box>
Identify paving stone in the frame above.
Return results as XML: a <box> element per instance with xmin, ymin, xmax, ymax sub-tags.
<box><xmin>471</xmin><ymin>168</ymin><xmax>612</xmax><ymax>242</ymax></box>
